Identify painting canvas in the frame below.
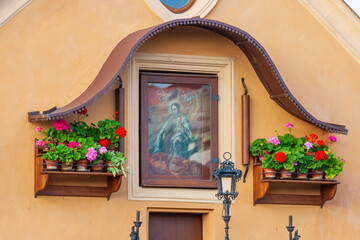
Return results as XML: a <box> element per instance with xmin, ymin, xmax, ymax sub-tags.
<box><xmin>140</xmin><ymin>72</ymin><xmax>218</xmax><ymax>188</ymax></box>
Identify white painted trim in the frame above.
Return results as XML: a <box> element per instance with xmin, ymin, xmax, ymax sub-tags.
<box><xmin>0</xmin><ymin>0</ymin><xmax>32</xmax><ymax>28</ymax></box>
<box><xmin>127</xmin><ymin>53</ymin><xmax>235</xmax><ymax>203</ymax></box>
<box><xmin>298</xmin><ymin>0</ymin><xmax>360</xmax><ymax>63</ymax></box>
<box><xmin>143</xmin><ymin>0</ymin><xmax>218</xmax><ymax>21</ymax></box>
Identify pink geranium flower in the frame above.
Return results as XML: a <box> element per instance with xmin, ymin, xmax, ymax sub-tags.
<box><xmin>304</xmin><ymin>141</ymin><xmax>313</xmax><ymax>150</ymax></box>
<box><xmin>285</xmin><ymin>122</ymin><xmax>293</xmax><ymax>128</ymax></box>
<box><xmin>329</xmin><ymin>136</ymin><xmax>337</xmax><ymax>143</ymax></box>
<box><xmin>68</xmin><ymin>141</ymin><xmax>80</xmax><ymax>148</ymax></box>
<box><xmin>99</xmin><ymin>147</ymin><xmax>107</xmax><ymax>154</ymax></box>
<box><xmin>36</xmin><ymin>127</ymin><xmax>42</xmax><ymax>132</ymax></box>
<box><xmin>86</xmin><ymin>148</ymin><xmax>97</xmax><ymax>162</ymax></box>
<box><xmin>35</xmin><ymin>140</ymin><xmax>45</xmax><ymax>147</ymax></box>
<box><xmin>54</xmin><ymin>119</ymin><xmax>69</xmax><ymax>131</ymax></box>
<box><xmin>267</xmin><ymin>137</ymin><xmax>280</xmax><ymax>146</ymax></box>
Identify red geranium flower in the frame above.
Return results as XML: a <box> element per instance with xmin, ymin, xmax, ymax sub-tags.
<box><xmin>115</xmin><ymin>127</ymin><xmax>127</xmax><ymax>138</ymax></box>
<box><xmin>78</xmin><ymin>107</ymin><xmax>87</xmax><ymax>115</ymax></box>
<box><xmin>305</xmin><ymin>133</ymin><xmax>318</xmax><ymax>143</ymax></box>
<box><xmin>99</xmin><ymin>138</ymin><xmax>110</xmax><ymax>148</ymax></box>
<box><xmin>274</xmin><ymin>152</ymin><xmax>287</xmax><ymax>163</ymax></box>
<box><xmin>79</xmin><ymin>107</ymin><xmax>87</xmax><ymax>115</ymax></box>
<box><xmin>315</xmin><ymin>151</ymin><xmax>327</xmax><ymax>161</ymax></box>
<box><xmin>317</xmin><ymin>140</ymin><xmax>324</xmax><ymax>146</ymax></box>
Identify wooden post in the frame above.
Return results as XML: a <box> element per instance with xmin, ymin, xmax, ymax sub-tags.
<box><xmin>116</xmin><ymin>87</ymin><xmax>125</xmax><ymax>153</ymax></box>
<box><xmin>241</xmin><ymin>80</ymin><xmax>250</xmax><ymax>166</ymax></box>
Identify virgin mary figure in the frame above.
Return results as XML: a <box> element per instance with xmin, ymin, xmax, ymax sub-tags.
<box><xmin>152</xmin><ymin>102</ymin><xmax>193</xmax><ymax>171</ymax></box>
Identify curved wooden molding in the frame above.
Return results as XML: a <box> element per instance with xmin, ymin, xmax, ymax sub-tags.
<box><xmin>28</xmin><ymin>18</ymin><xmax>348</xmax><ymax>134</ymax></box>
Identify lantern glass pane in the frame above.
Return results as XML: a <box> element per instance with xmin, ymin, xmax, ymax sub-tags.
<box><xmin>222</xmin><ymin>176</ymin><xmax>232</xmax><ymax>194</ymax></box>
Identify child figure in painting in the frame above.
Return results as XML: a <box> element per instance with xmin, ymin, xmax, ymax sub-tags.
<box><xmin>152</xmin><ymin>102</ymin><xmax>194</xmax><ymax>172</ymax></box>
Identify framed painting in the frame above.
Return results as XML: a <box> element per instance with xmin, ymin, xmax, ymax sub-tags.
<box><xmin>140</xmin><ymin>72</ymin><xmax>218</xmax><ymax>188</ymax></box>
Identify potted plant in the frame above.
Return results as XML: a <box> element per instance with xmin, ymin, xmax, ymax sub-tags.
<box><xmin>34</xmin><ymin>109</ymin><xmax>128</xmax><ymax>176</ymax></box>
<box><xmin>323</xmin><ymin>153</ymin><xmax>345</xmax><ymax>179</ymax></box>
<box><xmin>41</xmin><ymin>143</ymin><xmax>59</xmax><ymax>170</ymax></box>
<box><xmin>89</xmin><ymin>145</ymin><xmax>107</xmax><ymax>172</ymax></box>
<box><xmin>59</xmin><ymin>141</ymin><xmax>82</xmax><ymax>171</ymax></box>
<box><xmin>295</xmin><ymin>155</ymin><xmax>310</xmax><ymax>179</ymax></box>
<box><xmin>250</xmin><ymin>123</ymin><xmax>345</xmax><ymax>181</ymax></box>
<box><xmin>261</xmin><ymin>155</ymin><xmax>278</xmax><ymax>178</ymax></box>
<box><xmin>97</xmin><ymin>112</ymin><xmax>127</xmax><ymax>150</ymax></box>
<box><xmin>250</xmin><ymin>138</ymin><xmax>274</xmax><ymax>161</ymax></box>
<box><xmin>106</xmin><ymin>151</ymin><xmax>127</xmax><ymax>177</ymax></box>
<box><xmin>46</xmin><ymin>119</ymin><xmax>71</xmax><ymax>145</ymax></box>
<box><xmin>76</xmin><ymin>137</ymin><xmax>96</xmax><ymax>172</ymax></box>
<box><xmin>303</xmin><ymin>134</ymin><xmax>341</xmax><ymax>180</ymax></box>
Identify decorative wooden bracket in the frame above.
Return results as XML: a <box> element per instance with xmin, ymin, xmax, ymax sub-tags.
<box><xmin>253</xmin><ymin>164</ymin><xmax>339</xmax><ymax>208</ymax></box>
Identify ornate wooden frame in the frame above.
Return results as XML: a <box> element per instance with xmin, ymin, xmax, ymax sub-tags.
<box><xmin>140</xmin><ymin>72</ymin><xmax>218</xmax><ymax>188</ymax></box>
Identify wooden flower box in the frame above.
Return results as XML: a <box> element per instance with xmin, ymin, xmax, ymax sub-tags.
<box><xmin>34</xmin><ymin>143</ymin><xmax>122</xmax><ymax>200</ymax></box>
<box><xmin>253</xmin><ymin>163</ymin><xmax>339</xmax><ymax>208</ymax></box>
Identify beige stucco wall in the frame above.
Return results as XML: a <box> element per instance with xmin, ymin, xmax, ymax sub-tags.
<box><xmin>0</xmin><ymin>0</ymin><xmax>359</xmax><ymax>239</ymax></box>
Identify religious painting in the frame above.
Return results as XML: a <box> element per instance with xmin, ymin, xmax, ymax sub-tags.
<box><xmin>140</xmin><ymin>72</ymin><xmax>218</xmax><ymax>188</ymax></box>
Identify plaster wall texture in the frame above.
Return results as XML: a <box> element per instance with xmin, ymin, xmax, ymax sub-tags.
<box><xmin>0</xmin><ymin>0</ymin><xmax>359</xmax><ymax>239</ymax></box>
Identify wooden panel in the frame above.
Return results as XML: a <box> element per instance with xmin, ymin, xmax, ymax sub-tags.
<box><xmin>321</xmin><ymin>184</ymin><xmax>338</xmax><ymax>208</ymax></box>
<box><xmin>241</xmin><ymin>94</ymin><xmax>250</xmax><ymax>165</ymax></box>
<box><xmin>253</xmin><ymin>164</ymin><xmax>269</xmax><ymax>204</ymax></box>
<box><xmin>34</xmin><ymin>155</ymin><xmax>48</xmax><ymax>197</ymax></box>
<box><xmin>37</xmin><ymin>185</ymin><xmax>108</xmax><ymax>197</ymax></box>
<box><xmin>107</xmin><ymin>176</ymin><xmax>122</xmax><ymax>200</ymax></box>
<box><xmin>257</xmin><ymin>194</ymin><xmax>322</xmax><ymax>206</ymax></box>
<box><xmin>116</xmin><ymin>87</ymin><xmax>125</xmax><ymax>153</ymax></box>
<box><xmin>41</xmin><ymin>171</ymin><xmax>121</xmax><ymax>176</ymax></box>
<box><xmin>262</xmin><ymin>179</ymin><xmax>339</xmax><ymax>185</ymax></box>
<box><xmin>149</xmin><ymin>212</ymin><xmax>202</xmax><ymax>240</ymax></box>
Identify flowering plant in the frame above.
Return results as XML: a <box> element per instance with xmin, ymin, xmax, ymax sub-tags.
<box><xmin>56</xmin><ymin>144</ymin><xmax>80</xmax><ymax>165</ymax></box>
<box><xmin>106</xmin><ymin>151</ymin><xmax>128</xmax><ymax>177</ymax></box>
<box><xmin>250</xmin><ymin>123</ymin><xmax>345</xmax><ymax>179</ymax></box>
<box><xmin>322</xmin><ymin>153</ymin><xmax>345</xmax><ymax>179</ymax></box>
<box><xmin>37</xmin><ymin>110</ymin><xmax>128</xmax><ymax>176</ymax></box>
<box><xmin>249</xmin><ymin>138</ymin><xmax>274</xmax><ymax>157</ymax></box>
<box><xmin>97</xmin><ymin>119</ymin><xmax>125</xmax><ymax>148</ymax></box>
<box><xmin>41</xmin><ymin>143</ymin><xmax>58</xmax><ymax>161</ymax></box>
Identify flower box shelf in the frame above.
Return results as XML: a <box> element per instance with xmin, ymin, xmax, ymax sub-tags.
<box><xmin>35</xmin><ymin>148</ymin><xmax>122</xmax><ymax>200</ymax></box>
<box><xmin>253</xmin><ymin>164</ymin><xmax>339</xmax><ymax>208</ymax></box>
<box><xmin>41</xmin><ymin>170</ymin><xmax>121</xmax><ymax>176</ymax></box>
<box><xmin>261</xmin><ymin>179</ymin><xmax>339</xmax><ymax>185</ymax></box>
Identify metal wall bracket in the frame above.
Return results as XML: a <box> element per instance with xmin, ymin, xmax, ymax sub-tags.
<box><xmin>211</xmin><ymin>94</ymin><xmax>219</xmax><ymax>101</ymax></box>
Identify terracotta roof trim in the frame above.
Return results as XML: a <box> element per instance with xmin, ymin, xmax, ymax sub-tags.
<box><xmin>28</xmin><ymin>18</ymin><xmax>348</xmax><ymax>134</ymax></box>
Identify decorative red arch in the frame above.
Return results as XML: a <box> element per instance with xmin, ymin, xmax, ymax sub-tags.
<box><xmin>28</xmin><ymin>18</ymin><xmax>347</xmax><ymax>134</ymax></box>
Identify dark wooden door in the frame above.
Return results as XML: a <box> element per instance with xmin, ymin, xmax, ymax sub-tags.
<box><xmin>149</xmin><ymin>212</ymin><xmax>202</xmax><ymax>240</ymax></box>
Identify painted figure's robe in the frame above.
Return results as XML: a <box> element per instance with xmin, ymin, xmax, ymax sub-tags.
<box><xmin>152</xmin><ymin>113</ymin><xmax>193</xmax><ymax>171</ymax></box>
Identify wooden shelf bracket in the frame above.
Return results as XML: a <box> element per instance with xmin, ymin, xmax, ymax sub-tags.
<box><xmin>253</xmin><ymin>164</ymin><xmax>338</xmax><ymax>208</ymax></box>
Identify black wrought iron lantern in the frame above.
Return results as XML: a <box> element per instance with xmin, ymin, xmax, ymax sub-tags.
<box><xmin>213</xmin><ymin>152</ymin><xmax>242</xmax><ymax>240</ymax></box>
<box><xmin>213</xmin><ymin>152</ymin><xmax>242</xmax><ymax>200</ymax></box>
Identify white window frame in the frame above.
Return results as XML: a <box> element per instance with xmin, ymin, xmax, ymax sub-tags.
<box><xmin>127</xmin><ymin>53</ymin><xmax>235</xmax><ymax>202</ymax></box>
